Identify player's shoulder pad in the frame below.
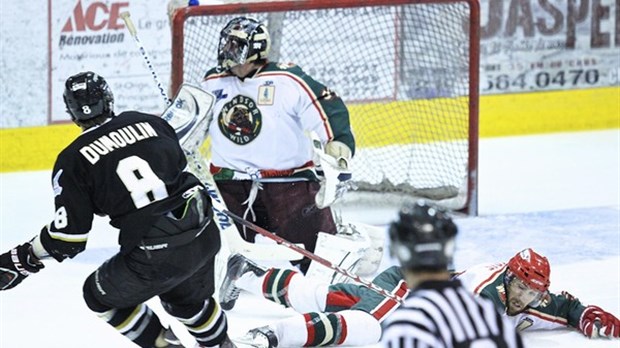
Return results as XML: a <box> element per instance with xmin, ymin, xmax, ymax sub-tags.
<box><xmin>204</xmin><ymin>66</ymin><xmax>230</xmax><ymax>80</ymax></box>
<box><xmin>117</xmin><ymin>110</ymin><xmax>161</xmax><ymax>122</ymax></box>
<box><xmin>261</xmin><ymin>62</ymin><xmax>304</xmax><ymax>76</ymax></box>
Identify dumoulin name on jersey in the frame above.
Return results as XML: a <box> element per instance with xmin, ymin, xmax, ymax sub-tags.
<box><xmin>79</xmin><ymin>122</ymin><xmax>159</xmax><ymax>165</ymax></box>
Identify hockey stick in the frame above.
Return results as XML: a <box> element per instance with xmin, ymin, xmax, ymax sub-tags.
<box><xmin>120</xmin><ymin>11</ymin><xmax>170</xmax><ymax>106</ymax></box>
<box><xmin>224</xmin><ymin>209</ymin><xmax>404</xmax><ymax>303</ymax></box>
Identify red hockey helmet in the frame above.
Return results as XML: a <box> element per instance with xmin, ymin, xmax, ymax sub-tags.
<box><xmin>506</xmin><ymin>248</ymin><xmax>550</xmax><ymax>293</ymax></box>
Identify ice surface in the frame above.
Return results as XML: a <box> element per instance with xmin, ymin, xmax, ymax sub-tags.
<box><xmin>0</xmin><ymin>129</ymin><xmax>618</xmax><ymax>347</ymax></box>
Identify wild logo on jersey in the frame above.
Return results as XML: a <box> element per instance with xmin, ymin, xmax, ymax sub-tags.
<box><xmin>218</xmin><ymin>95</ymin><xmax>262</xmax><ymax>145</ymax></box>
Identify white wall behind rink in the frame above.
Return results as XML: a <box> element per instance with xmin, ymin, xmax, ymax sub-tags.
<box><xmin>2</xmin><ymin>0</ymin><xmax>618</xmax><ymax>128</ymax></box>
<box><xmin>0</xmin><ymin>0</ymin><xmax>222</xmax><ymax>128</ymax></box>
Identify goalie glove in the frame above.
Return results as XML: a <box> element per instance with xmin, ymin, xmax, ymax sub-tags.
<box><xmin>0</xmin><ymin>241</ymin><xmax>45</xmax><ymax>290</ymax></box>
<box><xmin>579</xmin><ymin>305</ymin><xmax>620</xmax><ymax>338</ymax></box>
<box><xmin>313</xmin><ymin>139</ymin><xmax>354</xmax><ymax>209</ymax></box>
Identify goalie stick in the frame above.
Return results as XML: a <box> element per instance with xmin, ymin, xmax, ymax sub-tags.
<box><xmin>224</xmin><ymin>209</ymin><xmax>404</xmax><ymax>303</ymax></box>
<box><xmin>120</xmin><ymin>11</ymin><xmax>169</xmax><ymax>106</ymax></box>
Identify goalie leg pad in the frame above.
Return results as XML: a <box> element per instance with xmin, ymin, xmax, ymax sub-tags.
<box><xmin>305</xmin><ymin>231</ymin><xmax>370</xmax><ymax>284</ymax></box>
<box><xmin>347</xmin><ymin>222</ymin><xmax>386</xmax><ymax>277</ymax></box>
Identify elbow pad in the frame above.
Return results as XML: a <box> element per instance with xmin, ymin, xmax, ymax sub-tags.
<box><xmin>39</xmin><ymin>225</ymin><xmax>87</xmax><ymax>262</ymax></box>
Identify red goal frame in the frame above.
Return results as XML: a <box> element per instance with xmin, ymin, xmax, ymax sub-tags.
<box><xmin>170</xmin><ymin>0</ymin><xmax>480</xmax><ymax>216</ymax></box>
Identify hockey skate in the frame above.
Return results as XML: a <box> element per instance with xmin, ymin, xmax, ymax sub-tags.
<box><xmin>152</xmin><ymin>327</ymin><xmax>184</xmax><ymax>347</ymax></box>
<box><xmin>234</xmin><ymin>326</ymin><xmax>278</xmax><ymax>348</ymax></box>
<box><xmin>195</xmin><ymin>335</ymin><xmax>237</xmax><ymax>348</ymax></box>
<box><xmin>219</xmin><ymin>253</ymin><xmax>266</xmax><ymax>311</ymax></box>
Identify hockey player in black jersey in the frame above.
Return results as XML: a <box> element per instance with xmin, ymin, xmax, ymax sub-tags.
<box><xmin>0</xmin><ymin>71</ymin><xmax>234</xmax><ymax>348</ymax></box>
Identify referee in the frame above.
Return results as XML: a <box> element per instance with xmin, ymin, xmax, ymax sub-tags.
<box><xmin>381</xmin><ymin>201</ymin><xmax>524</xmax><ymax>348</ymax></box>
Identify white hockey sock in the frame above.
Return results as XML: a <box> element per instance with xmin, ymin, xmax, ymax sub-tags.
<box><xmin>336</xmin><ymin>310</ymin><xmax>381</xmax><ymax>346</ymax></box>
<box><xmin>272</xmin><ymin>315</ymin><xmax>308</xmax><ymax>347</ymax></box>
<box><xmin>286</xmin><ymin>272</ymin><xmax>328</xmax><ymax>313</ymax></box>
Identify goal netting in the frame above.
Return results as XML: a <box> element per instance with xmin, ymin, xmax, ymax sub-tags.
<box><xmin>170</xmin><ymin>0</ymin><xmax>480</xmax><ymax>215</ymax></box>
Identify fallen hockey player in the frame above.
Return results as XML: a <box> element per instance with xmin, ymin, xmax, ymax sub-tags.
<box><xmin>455</xmin><ymin>248</ymin><xmax>620</xmax><ymax>339</ymax></box>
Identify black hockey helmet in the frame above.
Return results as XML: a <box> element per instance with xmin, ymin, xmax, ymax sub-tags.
<box><xmin>217</xmin><ymin>16</ymin><xmax>271</xmax><ymax>70</ymax></box>
<box><xmin>63</xmin><ymin>71</ymin><xmax>114</xmax><ymax>124</ymax></box>
<box><xmin>389</xmin><ymin>200</ymin><xmax>458</xmax><ymax>271</ymax></box>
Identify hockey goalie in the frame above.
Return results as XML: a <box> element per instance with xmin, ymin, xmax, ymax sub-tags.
<box><xmin>164</xmin><ymin>82</ymin><xmax>385</xmax><ymax>286</ymax></box>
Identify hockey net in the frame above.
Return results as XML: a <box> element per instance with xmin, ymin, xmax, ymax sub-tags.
<box><xmin>171</xmin><ymin>0</ymin><xmax>480</xmax><ymax>215</ymax></box>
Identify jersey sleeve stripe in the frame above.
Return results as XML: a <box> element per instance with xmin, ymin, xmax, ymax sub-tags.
<box><xmin>524</xmin><ymin>307</ymin><xmax>569</xmax><ymax>325</ymax></box>
<box><xmin>473</xmin><ymin>265</ymin><xmax>506</xmax><ymax>295</ymax></box>
<box><xmin>370</xmin><ymin>280</ymin><xmax>409</xmax><ymax>322</ymax></box>
<box><xmin>47</xmin><ymin>230</ymin><xmax>89</xmax><ymax>242</ymax></box>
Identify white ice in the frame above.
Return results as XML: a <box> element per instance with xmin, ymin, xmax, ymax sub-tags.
<box><xmin>0</xmin><ymin>129</ymin><xmax>618</xmax><ymax>347</ymax></box>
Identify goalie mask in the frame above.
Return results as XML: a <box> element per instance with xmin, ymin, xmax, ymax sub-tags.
<box><xmin>389</xmin><ymin>200</ymin><xmax>457</xmax><ymax>271</ymax></box>
<box><xmin>217</xmin><ymin>16</ymin><xmax>270</xmax><ymax>70</ymax></box>
<box><xmin>63</xmin><ymin>71</ymin><xmax>114</xmax><ymax>124</ymax></box>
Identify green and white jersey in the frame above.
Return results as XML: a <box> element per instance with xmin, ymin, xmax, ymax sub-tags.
<box><xmin>456</xmin><ymin>262</ymin><xmax>587</xmax><ymax>333</ymax></box>
<box><xmin>201</xmin><ymin>62</ymin><xmax>354</xmax><ymax>181</ymax></box>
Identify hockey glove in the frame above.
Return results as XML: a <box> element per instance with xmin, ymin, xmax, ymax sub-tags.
<box><xmin>0</xmin><ymin>242</ymin><xmax>44</xmax><ymax>290</ymax></box>
<box><xmin>579</xmin><ymin>305</ymin><xmax>620</xmax><ymax>338</ymax></box>
<box><xmin>313</xmin><ymin>140</ymin><xmax>355</xmax><ymax>209</ymax></box>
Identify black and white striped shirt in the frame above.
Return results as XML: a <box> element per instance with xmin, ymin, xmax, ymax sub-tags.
<box><xmin>381</xmin><ymin>279</ymin><xmax>523</xmax><ymax>348</ymax></box>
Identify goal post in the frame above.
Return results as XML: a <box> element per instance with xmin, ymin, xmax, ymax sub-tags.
<box><xmin>170</xmin><ymin>0</ymin><xmax>480</xmax><ymax>215</ymax></box>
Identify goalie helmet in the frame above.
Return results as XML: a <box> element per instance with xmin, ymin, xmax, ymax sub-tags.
<box><xmin>506</xmin><ymin>248</ymin><xmax>550</xmax><ymax>293</ymax></box>
<box><xmin>63</xmin><ymin>71</ymin><xmax>114</xmax><ymax>124</ymax></box>
<box><xmin>217</xmin><ymin>16</ymin><xmax>271</xmax><ymax>70</ymax></box>
<box><xmin>389</xmin><ymin>200</ymin><xmax>457</xmax><ymax>271</ymax></box>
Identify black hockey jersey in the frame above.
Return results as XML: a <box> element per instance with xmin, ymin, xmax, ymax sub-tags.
<box><xmin>40</xmin><ymin>111</ymin><xmax>201</xmax><ymax>261</ymax></box>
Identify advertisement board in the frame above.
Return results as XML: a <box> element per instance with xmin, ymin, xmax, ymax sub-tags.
<box><xmin>48</xmin><ymin>0</ymin><xmax>619</xmax><ymax>123</ymax></box>
<box><xmin>50</xmin><ymin>0</ymin><xmax>172</xmax><ymax>123</ymax></box>
<box><xmin>479</xmin><ymin>0</ymin><xmax>619</xmax><ymax>94</ymax></box>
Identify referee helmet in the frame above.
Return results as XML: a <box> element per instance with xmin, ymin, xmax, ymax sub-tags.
<box><xmin>389</xmin><ymin>200</ymin><xmax>458</xmax><ymax>271</ymax></box>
